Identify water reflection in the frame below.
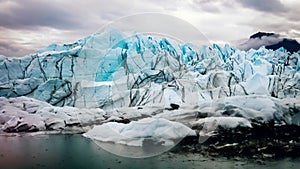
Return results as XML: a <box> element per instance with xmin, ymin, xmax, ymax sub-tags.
<box><xmin>0</xmin><ymin>134</ymin><xmax>299</xmax><ymax>169</ymax></box>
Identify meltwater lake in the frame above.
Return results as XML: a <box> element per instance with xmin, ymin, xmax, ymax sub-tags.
<box><xmin>0</xmin><ymin>134</ymin><xmax>299</xmax><ymax>169</ymax></box>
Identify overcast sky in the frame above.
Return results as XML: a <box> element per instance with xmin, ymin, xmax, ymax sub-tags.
<box><xmin>0</xmin><ymin>0</ymin><xmax>299</xmax><ymax>57</ymax></box>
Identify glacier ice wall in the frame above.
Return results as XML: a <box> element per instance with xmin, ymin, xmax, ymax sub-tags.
<box><xmin>0</xmin><ymin>29</ymin><xmax>299</xmax><ymax>109</ymax></box>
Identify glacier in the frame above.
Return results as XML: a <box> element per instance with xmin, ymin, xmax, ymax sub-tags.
<box><xmin>0</xmin><ymin>28</ymin><xmax>299</xmax><ymax>109</ymax></box>
<box><xmin>0</xmin><ymin>28</ymin><xmax>300</xmax><ymax>142</ymax></box>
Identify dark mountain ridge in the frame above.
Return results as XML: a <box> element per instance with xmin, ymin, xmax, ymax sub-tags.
<box><xmin>250</xmin><ymin>31</ymin><xmax>300</xmax><ymax>53</ymax></box>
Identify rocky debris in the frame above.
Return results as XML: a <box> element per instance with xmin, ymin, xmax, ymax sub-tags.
<box><xmin>170</xmin><ymin>103</ymin><xmax>180</xmax><ymax>110</ymax></box>
<box><xmin>173</xmin><ymin>124</ymin><xmax>300</xmax><ymax>159</ymax></box>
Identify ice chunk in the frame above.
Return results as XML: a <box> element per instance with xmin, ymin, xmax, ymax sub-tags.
<box><xmin>191</xmin><ymin>117</ymin><xmax>252</xmax><ymax>129</ymax></box>
<box><xmin>0</xmin><ymin>96</ymin><xmax>106</xmax><ymax>132</ymax></box>
<box><xmin>83</xmin><ymin>118</ymin><xmax>196</xmax><ymax>146</ymax></box>
<box><xmin>242</xmin><ymin>73</ymin><xmax>269</xmax><ymax>95</ymax></box>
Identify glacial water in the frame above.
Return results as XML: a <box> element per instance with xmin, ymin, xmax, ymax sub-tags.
<box><xmin>0</xmin><ymin>134</ymin><xmax>299</xmax><ymax>169</ymax></box>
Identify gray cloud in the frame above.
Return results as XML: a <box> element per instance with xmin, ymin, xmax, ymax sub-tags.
<box><xmin>0</xmin><ymin>40</ymin><xmax>32</xmax><ymax>57</ymax></box>
<box><xmin>192</xmin><ymin>0</ymin><xmax>221</xmax><ymax>13</ymax></box>
<box><xmin>239</xmin><ymin>12</ymin><xmax>300</xmax><ymax>42</ymax></box>
<box><xmin>238</xmin><ymin>0</ymin><xmax>287</xmax><ymax>13</ymax></box>
<box><xmin>0</xmin><ymin>0</ymin><xmax>169</xmax><ymax>56</ymax></box>
<box><xmin>0</xmin><ymin>0</ymin><xmax>84</xmax><ymax>30</ymax></box>
<box><xmin>237</xmin><ymin>34</ymin><xmax>283</xmax><ymax>51</ymax></box>
<box><xmin>0</xmin><ymin>0</ymin><xmax>299</xmax><ymax>57</ymax></box>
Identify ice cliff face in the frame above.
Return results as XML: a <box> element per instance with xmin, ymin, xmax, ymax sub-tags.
<box><xmin>0</xmin><ymin>29</ymin><xmax>299</xmax><ymax>110</ymax></box>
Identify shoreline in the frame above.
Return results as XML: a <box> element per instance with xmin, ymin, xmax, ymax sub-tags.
<box><xmin>1</xmin><ymin>123</ymin><xmax>300</xmax><ymax>161</ymax></box>
<box><xmin>174</xmin><ymin>124</ymin><xmax>300</xmax><ymax>160</ymax></box>
<box><xmin>0</xmin><ymin>134</ymin><xmax>299</xmax><ymax>169</ymax></box>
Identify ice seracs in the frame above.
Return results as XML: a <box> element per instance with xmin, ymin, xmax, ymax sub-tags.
<box><xmin>0</xmin><ymin>28</ymin><xmax>299</xmax><ymax>109</ymax></box>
